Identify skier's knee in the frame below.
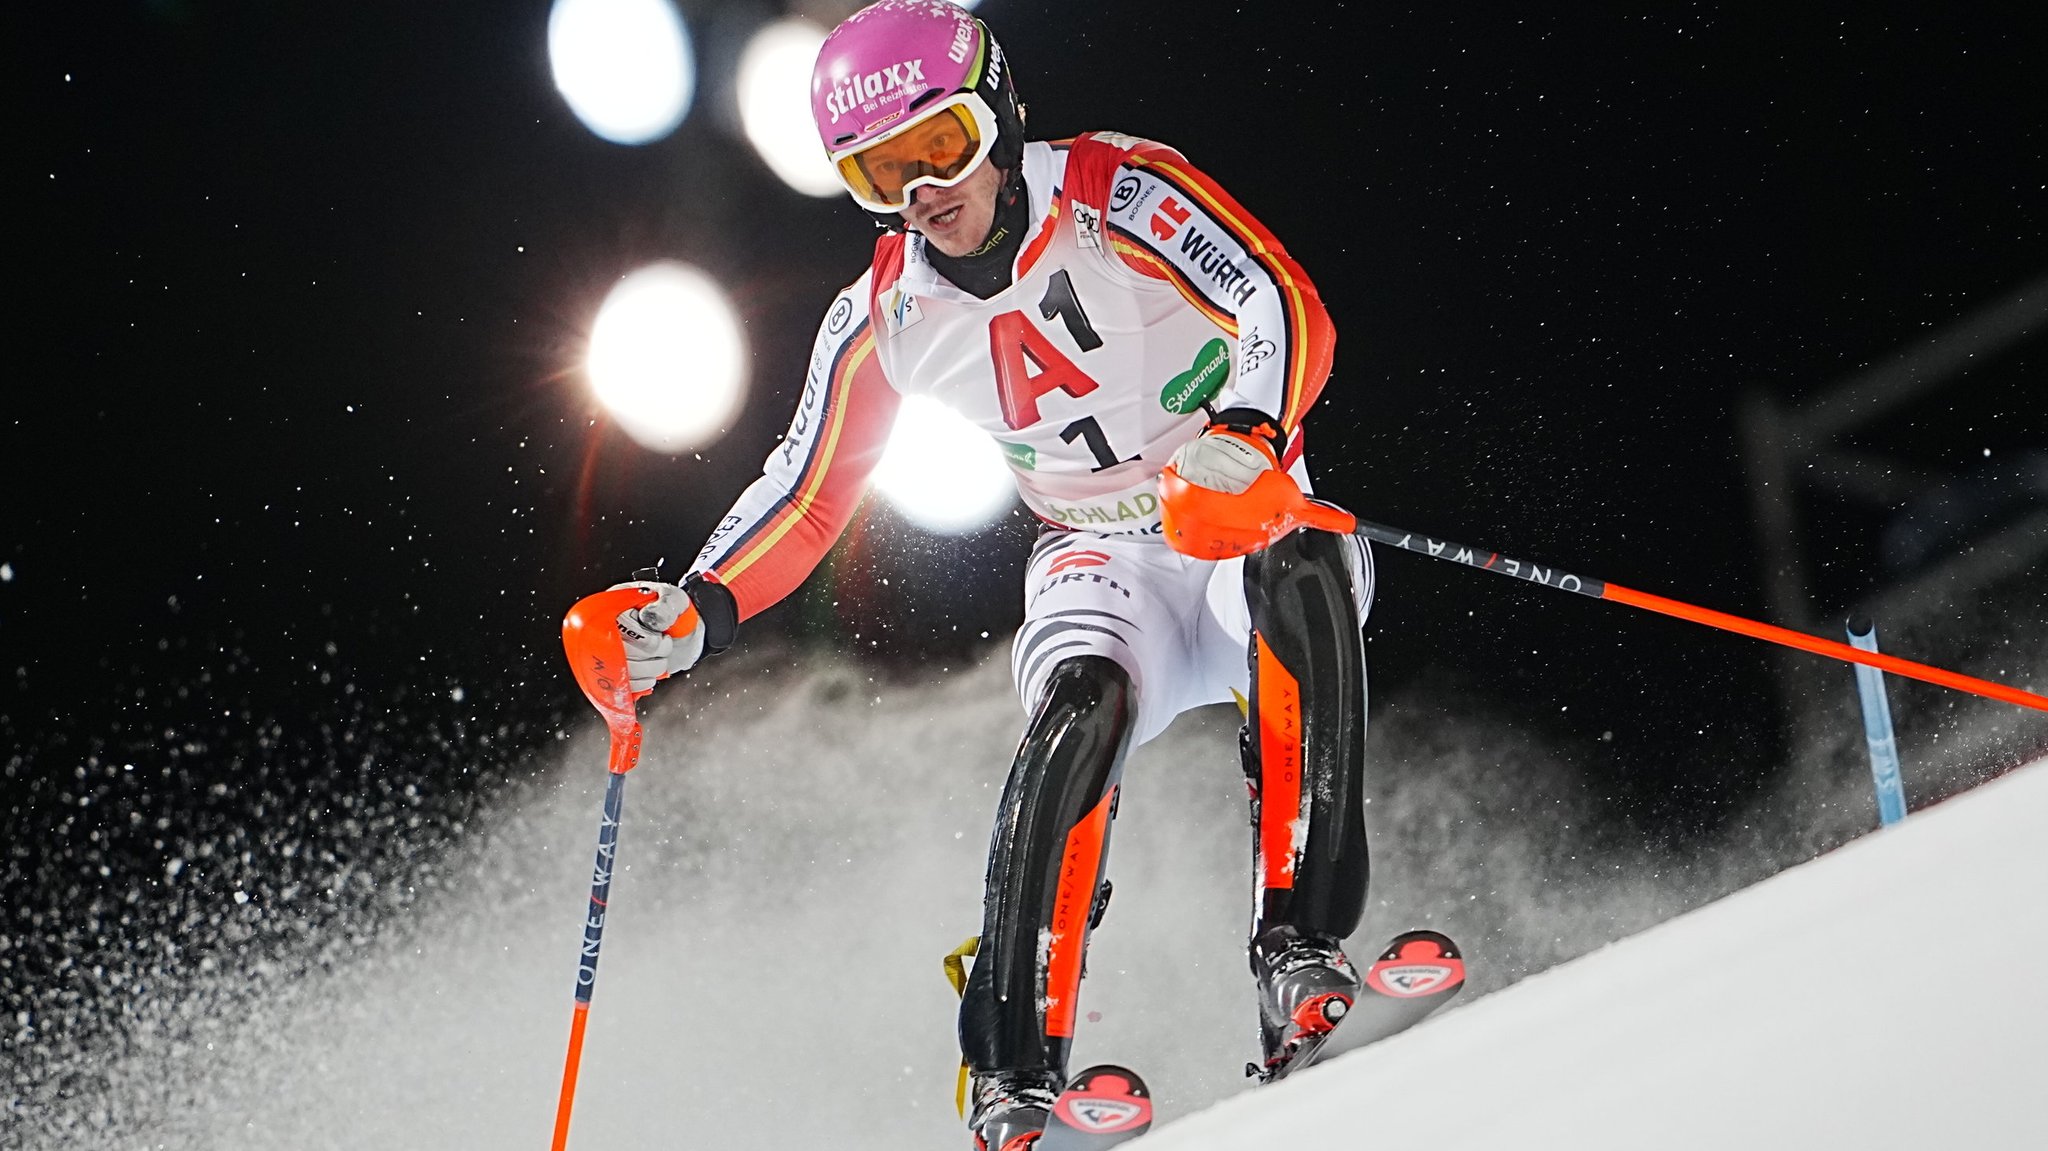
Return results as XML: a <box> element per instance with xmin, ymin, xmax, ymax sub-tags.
<box><xmin>1246</xmin><ymin>527</ymin><xmax>1366</xmax><ymax>632</ymax></box>
<box><xmin>1018</xmin><ymin>647</ymin><xmax>1138</xmax><ymax>724</ymax></box>
<box><xmin>962</xmin><ymin>655</ymin><xmax>1134</xmax><ymax>1074</ymax></box>
<box><xmin>1030</xmin><ymin>655</ymin><xmax>1133</xmax><ymax>736</ymax></box>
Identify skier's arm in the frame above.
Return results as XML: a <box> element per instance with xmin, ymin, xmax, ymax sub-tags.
<box><xmin>1097</xmin><ymin>140</ymin><xmax>1335</xmax><ymax>434</ymax></box>
<box><xmin>687</xmin><ymin>276</ymin><xmax>900</xmax><ymax>631</ymax></box>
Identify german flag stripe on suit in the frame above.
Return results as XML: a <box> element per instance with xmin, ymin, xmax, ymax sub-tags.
<box><xmin>1101</xmin><ymin>141</ymin><xmax>1334</xmax><ymax>432</ymax></box>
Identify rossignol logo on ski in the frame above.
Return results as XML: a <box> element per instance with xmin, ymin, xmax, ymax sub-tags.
<box><xmin>1060</xmin><ymin>1097</ymin><xmax>1144</xmax><ymax>1132</ymax></box>
<box><xmin>1044</xmin><ymin>1066</ymin><xmax>1155</xmax><ymax>1146</ymax></box>
<box><xmin>1367</xmin><ymin>962</ymin><xmax>1454</xmax><ymax>998</ymax></box>
<box><xmin>1364</xmin><ymin>931</ymin><xmax>1467</xmax><ymax>1000</ymax></box>
<box><xmin>1051</xmin><ymin>1067</ymin><xmax>1152</xmax><ymax>1136</ymax></box>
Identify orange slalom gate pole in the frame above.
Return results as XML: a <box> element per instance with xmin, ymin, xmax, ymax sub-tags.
<box><xmin>1303</xmin><ymin>501</ymin><xmax>2048</xmax><ymax>714</ymax></box>
<box><xmin>1156</xmin><ymin>466</ymin><xmax>2048</xmax><ymax>715</ymax></box>
<box><xmin>1597</xmin><ymin>582</ymin><xmax>2048</xmax><ymax>713</ymax></box>
<box><xmin>551</xmin><ymin>587</ymin><xmax>662</xmax><ymax>1150</ymax></box>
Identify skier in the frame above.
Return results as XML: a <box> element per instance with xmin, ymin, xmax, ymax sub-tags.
<box><xmin>602</xmin><ymin>2</ymin><xmax>1372</xmax><ymax>1145</ymax></box>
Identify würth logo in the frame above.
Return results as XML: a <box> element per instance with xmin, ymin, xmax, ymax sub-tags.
<box><xmin>1048</xmin><ymin>550</ymin><xmax>1112</xmax><ymax>574</ymax></box>
<box><xmin>1149</xmin><ymin>196</ymin><xmax>1190</xmax><ymax>240</ymax></box>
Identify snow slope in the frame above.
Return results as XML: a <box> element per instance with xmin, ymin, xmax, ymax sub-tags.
<box><xmin>21</xmin><ymin>637</ymin><xmax>2038</xmax><ymax>1151</ymax></box>
<box><xmin>1146</xmin><ymin>757</ymin><xmax>2048</xmax><ymax>1150</ymax></box>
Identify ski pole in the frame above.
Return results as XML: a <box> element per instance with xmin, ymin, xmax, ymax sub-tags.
<box><xmin>1157</xmin><ymin>467</ymin><xmax>2048</xmax><ymax>714</ymax></box>
<box><xmin>550</xmin><ymin>586</ymin><xmax>666</xmax><ymax>1151</ymax></box>
<box><xmin>552</xmin><ymin>766</ymin><xmax>628</xmax><ymax>1151</ymax></box>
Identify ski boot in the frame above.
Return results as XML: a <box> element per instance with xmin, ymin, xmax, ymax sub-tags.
<box><xmin>1248</xmin><ymin>928</ymin><xmax>1362</xmax><ymax>1083</ymax></box>
<box><xmin>968</xmin><ymin>1068</ymin><xmax>1063</xmax><ymax>1150</ymax></box>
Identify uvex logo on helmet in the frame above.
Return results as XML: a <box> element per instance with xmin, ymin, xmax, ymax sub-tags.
<box><xmin>947</xmin><ymin>18</ymin><xmax>973</xmax><ymax>64</ymax></box>
<box><xmin>824</xmin><ymin>59</ymin><xmax>928</xmax><ymax>122</ymax></box>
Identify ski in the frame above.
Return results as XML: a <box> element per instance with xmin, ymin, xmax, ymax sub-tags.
<box><xmin>1036</xmin><ymin>1064</ymin><xmax>1154</xmax><ymax>1150</ymax></box>
<box><xmin>1352</xmin><ymin>928</ymin><xmax>1465</xmax><ymax>1042</ymax></box>
<box><xmin>1252</xmin><ymin>928</ymin><xmax>1466</xmax><ymax>1083</ymax></box>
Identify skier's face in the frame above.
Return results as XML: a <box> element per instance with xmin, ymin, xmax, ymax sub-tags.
<box><xmin>901</xmin><ymin>158</ymin><xmax>1004</xmax><ymax>258</ymax></box>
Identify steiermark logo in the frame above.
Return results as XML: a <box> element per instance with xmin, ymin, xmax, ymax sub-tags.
<box><xmin>999</xmin><ymin>440</ymin><xmax>1037</xmax><ymax>469</ymax></box>
<box><xmin>1159</xmin><ymin>337</ymin><xmax>1231</xmax><ymax>414</ymax></box>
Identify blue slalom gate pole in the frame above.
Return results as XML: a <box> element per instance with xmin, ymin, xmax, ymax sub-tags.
<box><xmin>1846</xmin><ymin>616</ymin><xmax>1908</xmax><ymax>827</ymax></box>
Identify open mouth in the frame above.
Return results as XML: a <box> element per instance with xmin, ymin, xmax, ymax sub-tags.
<box><xmin>926</xmin><ymin>204</ymin><xmax>962</xmax><ymax>228</ymax></box>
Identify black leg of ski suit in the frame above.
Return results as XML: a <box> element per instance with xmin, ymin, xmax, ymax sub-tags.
<box><xmin>959</xmin><ymin>655</ymin><xmax>1131</xmax><ymax>1078</ymax></box>
<box><xmin>1241</xmin><ymin>527</ymin><xmax>1371</xmax><ymax>958</ymax></box>
<box><xmin>959</xmin><ymin>528</ymin><xmax>1371</xmax><ymax>1077</ymax></box>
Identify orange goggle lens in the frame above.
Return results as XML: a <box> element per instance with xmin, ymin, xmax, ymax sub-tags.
<box><xmin>834</xmin><ymin>104</ymin><xmax>986</xmax><ymax>210</ymax></box>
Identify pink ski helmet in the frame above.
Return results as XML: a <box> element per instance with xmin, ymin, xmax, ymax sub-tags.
<box><xmin>811</xmin><ymin>0</ymin><xmax>1025</xmax><ymax>213</ymax></box>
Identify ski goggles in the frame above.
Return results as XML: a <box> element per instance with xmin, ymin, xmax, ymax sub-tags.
<box><xmin>827</xmin><ymin>93</ymin><xmax>1000</xmax><ymax>213</ymax></box>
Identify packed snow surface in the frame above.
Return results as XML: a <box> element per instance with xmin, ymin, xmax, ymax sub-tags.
<box><xmin>15</xmin><ymin>639</ymin><xmax>2041</xmax><ymax>1150</ymax></box>
<box><xmin>1150</xmin><ymin>756</ymin><xmax>2048</xmax><ymax>1149</ymax></box>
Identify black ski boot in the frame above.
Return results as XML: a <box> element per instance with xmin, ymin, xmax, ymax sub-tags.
<box><xmin>1249</xmin><ymin>928</ymin><xmax>1363</xmax><ymax>1082</ymax></box>
<box><xmin>968</xmin><ymin>1068</ymin><xmax>1063</xmax><ymax>1150</ymax></box>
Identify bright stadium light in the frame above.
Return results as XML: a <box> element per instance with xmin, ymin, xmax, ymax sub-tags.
<box><xmin>871</xmin><ymin>395</ymin><xmax>1016</xmax><ymax>534</ymax></box>
<box><xmin>587</xmin><ymin>262</ymin><xmax>746</xmax><ymax>453</ymax></box>
<box><xmin>737</xmin><ymin>18</ymin><xmax>840</xmax><ymax>198</ymax></box>
<box><xmin>548</xmin><ymin>0</ymin><xmax>695</xmax><ymax>145</ymax></box>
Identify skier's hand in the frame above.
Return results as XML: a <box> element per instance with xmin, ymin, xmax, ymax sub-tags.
<box><xmin>608</xmin><ymin>580</ymin><xmax>705</xmax><ymax>695</ymax></box>
<box><xmin>1159</xmin><ymin>408</ymin><xmax>1297</xmax><ymax>561</ymax></box>
<box><xmin>1165</xmin><ymin>416</ymin><xmax>1281</xmax><ymax>496</ymax></box>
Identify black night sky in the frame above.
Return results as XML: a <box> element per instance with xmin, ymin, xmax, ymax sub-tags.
<box><xmin>6</xmin><ymin>1</ymin><xmax>2046</xmax><ymax>1125</ymax></box>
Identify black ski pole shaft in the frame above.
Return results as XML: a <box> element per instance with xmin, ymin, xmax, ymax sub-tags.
<box><xmin>553</xmin><ymin>767</ymin><xmax>627</xmax><ymax>1151</ymax></box>
<box><xmin>551</xmin><ymin>586</ymin><xmax>661</xmax><ymax>1149</ymax></box>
